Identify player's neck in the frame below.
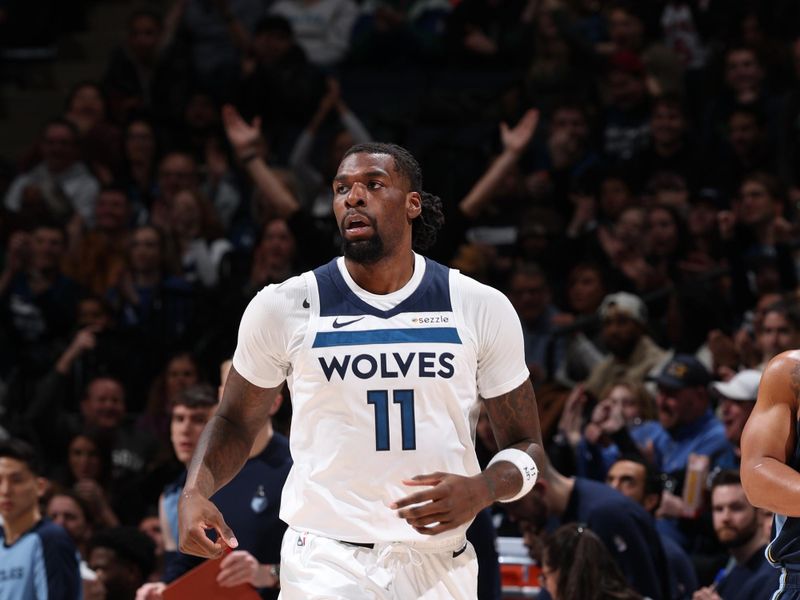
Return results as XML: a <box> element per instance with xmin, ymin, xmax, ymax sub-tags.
<box><xmin>344</xmin><ymin>250</ymin><xmax>416</xmax><ymax>295</ymax></box>
<box><xmin>3</xmin><ymin>506</ymin><xmax>40</xmax><ymax>545</ymax></box>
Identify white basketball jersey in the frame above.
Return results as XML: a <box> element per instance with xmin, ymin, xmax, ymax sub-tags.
<box><xmin>233</xmin><ymin>254</ymin><xmax>529</xmax><ymax>545</ymax></box>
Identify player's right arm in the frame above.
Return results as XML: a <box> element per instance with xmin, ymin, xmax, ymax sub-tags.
<box><xmin>178</xmin><ymin>367</ymin><xmax>282</xmax><ymax>558</ymax></box>
<box><xmin>741</xmin><ymin>350</ymin><xmax>800</xmax><ymax>514</ymax></box>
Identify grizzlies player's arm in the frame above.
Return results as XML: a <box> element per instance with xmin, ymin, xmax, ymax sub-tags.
<box><xmin>741</xmin><ymin>350</ymin><xmax>800</xmax><ymax>514</ymax></box>
<box><xmin>393</xmin><ymin>379</ymin><xmax>543</xmax><ymax>535</ymax></box>
<box><xmin>179</xmin><ymin>367</ymin><xmax>283</xmax><ymax>558</ymax></box>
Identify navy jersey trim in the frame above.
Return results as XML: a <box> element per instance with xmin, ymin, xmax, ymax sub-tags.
<box><xmin>313</xmin><ymin>327</ymin><xmax>462</xmax><ymax>348</ymax></box>
<box><xmin>313</xmin><ymin>257</ymin><xmax>453</xmax><ymax>318</ymax></box>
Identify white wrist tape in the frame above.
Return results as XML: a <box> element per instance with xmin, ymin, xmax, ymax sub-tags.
<box><xmin>488</xmin><ymin>448</ymin><xmax>538</xmax><ymax>503</ymax></box>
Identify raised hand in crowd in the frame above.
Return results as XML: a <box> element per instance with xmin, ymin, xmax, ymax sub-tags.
<box><xmin>558</xmin><ymin>384</ymin><xmax>589</xmax><ymax>448</ymax></box>
<box><xmin>500</xmin><ymin>108</ymin><xmax>540</xmax><ymax>155</ymax></box>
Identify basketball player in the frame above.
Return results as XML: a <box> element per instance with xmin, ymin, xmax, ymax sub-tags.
<box><xmin>741</xmin><ymin>351</ymin><xmax>800</xmax><ymax>598</ymax></box>
<box><xmin>178</xmin><ymin>142</ymin><xmax>544</xmax><ymax>599</ymax></box>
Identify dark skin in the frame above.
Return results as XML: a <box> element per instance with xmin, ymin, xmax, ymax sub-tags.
<box><xmin>179</xmin><ymin>151</ymin><xmax>544</xmax><ymax>557</ymax></box>
<box><xmin>741</xmin><ymin>349</ymin><xmax>800</xmax><ymax>514</ymax></box>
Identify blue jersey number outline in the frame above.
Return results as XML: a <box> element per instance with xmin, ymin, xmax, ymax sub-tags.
<box><xmin>367</xmin><ymin>389</ymin><xmax>416</xmax><ymax>451</ymax></box>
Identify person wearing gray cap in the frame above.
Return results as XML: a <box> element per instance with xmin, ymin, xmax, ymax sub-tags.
<box><xmin>583</xmin><ymin>291</ymin><xmax>669</xmax><ymax>398</ymax></box>
<box><xmin>710</xmin><ymin>369</ymin><xmax>760</xmax><ymax>462</ymax></box>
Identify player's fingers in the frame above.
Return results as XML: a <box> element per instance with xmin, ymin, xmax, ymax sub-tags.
<box><xmin>396</xmin><ymin>498</ymin><xmax>447</xmax><ymax>521</ymax></box>
<box><xmin>211</xmin><ymin>516</ymin><xmax>239</xmax><ymax>549</ymax></box>
<box><xmin>183</xmin><ymin>524</ymin><xmax>224</xmax><ymax>557</ymax></box>
<box><xmin>404</xmin><ymin>473</ymin><xmax>446</xmax><ymax>485</ymax></box>
<box><xmin>390</xmin><ymin>487</ymin><xmax>439</xmax><ymax>509</ymax></box>
<box><xmin>413</xmin><ymin>520</ymin><xmax>453</xmax><ymax>535</ymax></box>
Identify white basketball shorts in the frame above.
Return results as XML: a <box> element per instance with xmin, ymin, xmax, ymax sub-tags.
<box><xmin>278</xmin><ymin>528</ymin><xmax>478</xmax><ymax>600</ymax></box>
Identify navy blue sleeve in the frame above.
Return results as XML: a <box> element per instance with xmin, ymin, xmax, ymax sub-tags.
<box><xmin>162</xmin><ymin>550</ymin><xmax>204</xmax><ymax>583</ymax></box>
<box><xmin>587</xmin><ymin>505</ymin><xmax>670</xmax><ymax>600</ymax></box>
<box><xmin>37</xmin><ymin>523</ymin><xmax>81</xmax><ymax>600</ymax></box>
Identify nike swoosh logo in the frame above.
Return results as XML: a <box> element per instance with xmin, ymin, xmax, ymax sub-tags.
<box><xmin>302</xmin><ymin>298</ymin><xmax>310</xmax><ymax>308</ymax></box>
<box><xmin>332</xmin><ymin>316</ymin><xmax>365</xmax><ymax>329</ymax></box>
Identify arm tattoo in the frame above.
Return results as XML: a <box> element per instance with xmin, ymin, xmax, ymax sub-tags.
<box><xmin>484</xmin><ymin>381</ymin><xmax>542</xmax><ymax>450</ymax></box>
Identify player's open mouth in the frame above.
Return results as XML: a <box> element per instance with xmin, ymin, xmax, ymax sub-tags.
<box><xmin>344</xmin><ymin>214</ymin><xmax>372</xmax><ymax>237</ymax></box>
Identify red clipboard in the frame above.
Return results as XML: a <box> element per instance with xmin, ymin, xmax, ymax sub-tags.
<box><xmin>162</xmin><ymin>550</ymin><xmax>262</xmax><ymax>600</ymax></box>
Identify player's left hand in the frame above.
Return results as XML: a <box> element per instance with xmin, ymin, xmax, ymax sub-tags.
<box><xmin>391</xmin><ymin>472</ymin><xmax>490</xmax><ymax>535</ymax></box>
<box><xmin>217</xmin><ymin>550</ymin><xmax>258</xmax><ymax>587</ymax></box>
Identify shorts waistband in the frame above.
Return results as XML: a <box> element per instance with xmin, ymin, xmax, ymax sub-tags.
<box><xmin>290</xmin><ymin>527</ymin><xmax>467</xmax><ymax>555</ymax></box>
<box><xmin>781</xmin><ymin>567</ymin><xmax>800</xmax><ymax>582</ymax></box>
<box><xmin>339</xmin><ymin>539</ymin><xmax>468</xmax><ymax>558</ymax></box>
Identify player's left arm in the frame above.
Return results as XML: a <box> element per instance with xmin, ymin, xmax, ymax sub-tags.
<box><xmin>392</xmin><ymin>379</ymin><xmax>543</xmax><ymax>535</ymax></box>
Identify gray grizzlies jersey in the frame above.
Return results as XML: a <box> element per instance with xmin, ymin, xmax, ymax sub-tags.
<box><xmin>233</xmin><ymin>254</ymin><xmax>529</xmax><ymax>545</ymax></box>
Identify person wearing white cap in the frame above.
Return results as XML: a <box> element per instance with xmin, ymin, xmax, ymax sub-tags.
<box><xmin>710</xmin><ymin>370</ymin><xmax>760</xmax><ymax>461</ymax></box>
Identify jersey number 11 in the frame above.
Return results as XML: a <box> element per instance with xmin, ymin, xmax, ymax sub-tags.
<box><xmin>367</xmin><ymin>390</ymin><xmax>416</xmax><ymax>451</ymax></box>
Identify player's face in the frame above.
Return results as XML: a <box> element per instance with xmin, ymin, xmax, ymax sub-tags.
<box><xmin>332</xmin><ymin>152</ymin><xmax>419</xmax><ymax>264</ymax></box>
<box><xmin>170</xmin><ymin>405</ymin><xmax>215</xmax><ymax>465</ymax></box>
<box><xmin>0</xmin><ymin>457</ymin><xmax>41</xmax><ymax>526</ymax></box>
<box><xmin>712</xmin><ymin>484</ymin><xmax>759</xmax><ymax>548</ymax></box>
<box><xmin>606</xmin><ymin>460</ymin><xmax>646</xmax><ymax>504</ymax></box>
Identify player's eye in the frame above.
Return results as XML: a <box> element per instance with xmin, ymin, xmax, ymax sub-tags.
<box><xmin>367</xmin><ymin>181</ymin><xmax>383</xmax><ymax>190</ymax></box>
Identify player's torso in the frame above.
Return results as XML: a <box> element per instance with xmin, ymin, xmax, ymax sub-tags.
<box><xmin>766</xmin><ymin>418</ymin><xmax>800</xmax><ymax>567</ymax></box>
<box><xmin>282</xmin><ymin>258</ymin><xmax>482</xmax><ymax>542</ymax></box>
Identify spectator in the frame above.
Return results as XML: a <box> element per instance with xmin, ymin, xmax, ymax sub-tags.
<box><xmin>692</xmin><ymin>470</ymin><xmax>778</xmax><ymax>600</ymax></box>
<box><xmin>45</xmin><ymin>490</ymin><xmax>95</xmax><ymax>561</ymax></box>
<box><xmin>0</xmin><ymin>222</ymin><xmax>81</xmax><ymax>375</ymax></box>
<box><xmin>601</xmin><ymin>51</ymin><xmax>652</xmax><ymax>163</ymax></box>
<box><xmin>457</xmin><ymin>109</ymin><xmax>539</xmax><ymax>254</ymax></box>
<box><xmin>268</xmin><ymin>0</ymin><xmax>358</xmax><ymax>69</ymax></box>
<box><xmin>709</xmin><ymin>369</ymin><xmax>761</xmax><ymax>462</ymax></box>
<box><xmin>583</xmin><ymin>291</ymin><xmax>669</xmax><ymax>398</ymax></box>
<box><xmin>63</xmin><ymin>185</ymin><xmax>131</xmax><ymax>296</ymax></box>
<box><xmin>138</xmin><ymin>351</ymin><xmax>201</xmax><ymax>446</ymax></box>
<box><xmin>349</xmin><ymin>0</ymin><xmax>451</xmax><ymax>66</ymax></box>
<box><xmin>102</xmin><ymin>8</ymin><xmax>191</xmax><ymax>124</ymax></box>
<box><xmin>169</xmin><ymin>188</ymin><xmax>233</xmax><ymax>289</ymax></box>
<box><xmin>63</xmin><ymin>81</ymin><xmax>123</xmax><ymax>183</ymax></box>
<box><xmin>568</xmin><ymin>381</ymin><xmax>662</xmax><ymax>480</ymax></box>
<box><xmin>754</xmin><ymin>302</ymin><xmax>800</xmax><ymax>370</ymax></box>
<box><xmin>505</xmin><ymin>450</ymin><xmax>671</xmax><ymax>600</ymax></box>
<box><xmin>137</xmin><ymin>380</ymin><xmax>290</xmax><ymax>599</ymax></box>
<box><xmin>149</xmin><ymin>150</ymin><xmax>241</xmax><ymax>233</ymax></box>
<box><xmin>552</xmin><ymin>261</ymin><xmax>608</xmax><ymax>387</ymax></box>
<box><xmin>3</xmin><ymin>119</ymin><xmax>100</xmax><ymax>226</ymax></box>
<box><xmin>58</xmin><ymin>429</ymin><xmax>120</xmax><ymax>530</ymax></box>
<box><xmin>607</xmin><ymin>455</ymin><xmax>698</xmax><ymax>599</ymax></box>
<box><xmin>106</xmin><ymin>224</ymin><xmax>195</xmax><ymax>359</ymax></box>
<box><xmin>506</xmin><ymin>262</ymin><xmax>566</xmax><ymax>385</ymax></box>
<box><xmin>119</xmin><ymin>117</ymin><xmax>159</xmax><ymax>223</ymax></box>
<box><xmin>625</xmin><ymin>95</ymin><xmax>696</xmax><ymax>197</ymax></box>
<box><xmin>445</xmin><ymin>0</ymin><xmax>530</xmax><ymax>68</ymax></box>
<box><xmin>88</xmin><ymin>527</ymin><xmax>156</xmax><ymax>600</ymax></box>
<box><xmin>539</xmin><ymin>523</ymin><xmax>643</xmax><ymax>600</ymax></box>
<box><xmin>236</xmin><ymin>15</ymin><xmax>326</xmax><ymax>141</ymax></box>
<box><xmin>0</xmin><ymin>438</ymin><xmax>82</xmax><ymax>600</ymax></box>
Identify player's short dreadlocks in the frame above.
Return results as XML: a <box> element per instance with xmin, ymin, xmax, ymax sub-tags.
<box><xmin>343</xmin><ymin>143</ymin><xmax>445</xmax><ymax>252</ymax></box>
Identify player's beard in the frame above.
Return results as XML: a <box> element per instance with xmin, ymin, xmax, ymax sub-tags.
<box><xmin>342</xmin><ymin>233</ymin><xmax>384</xmax><ymax>264</ymax></box>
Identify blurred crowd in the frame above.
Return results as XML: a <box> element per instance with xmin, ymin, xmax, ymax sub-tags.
<box><xmin>2</xmin><ymin>0</ymin><xmax>800</xmax><ymax>598</ymax></box>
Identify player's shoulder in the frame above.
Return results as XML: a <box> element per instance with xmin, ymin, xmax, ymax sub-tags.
<box><xmin>35</xmin><ymin>519</ymin><xmax>74</xmax><ymax>548</ymax></box>
<box><xmin>758</xmin><ymin>350</ymin><xmax>800</xmax><ymax>405</ymax></box>
<box><xmin>449</xmin><ymin>268</ymin><xmax>511</xmax><ymax>305</ymax></box>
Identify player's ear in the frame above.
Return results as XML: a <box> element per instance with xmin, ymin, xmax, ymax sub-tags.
<box><xmin>407</xmin><ymin>191</ymin><xmax>422</xmax><ymax>219</ymax></box>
